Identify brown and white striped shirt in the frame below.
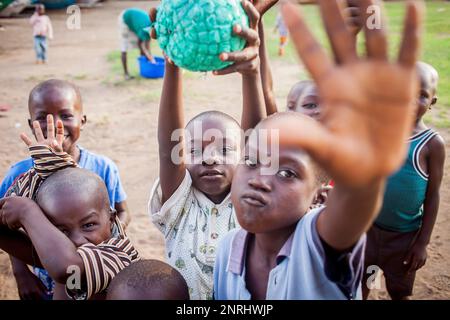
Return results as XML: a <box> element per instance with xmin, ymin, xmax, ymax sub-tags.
<box><xmin>6</xmin><ymin>145</ymin><xmax>140</xmax><ymax>300</ymax></box>
<box><xmin>69</xmin><ymin>218</ymin><xmax>140</xmax><ymax>300</ymax></box>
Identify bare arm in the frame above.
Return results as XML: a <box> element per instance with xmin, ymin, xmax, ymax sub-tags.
<box><xmin>214</xmin><ymin>0</ymin><xmax>266</xmax><ymax>130</ymax></box>
<box><xmin>0</xmin><ymin>225</ymin><xmax>42</xmax><ymax>267</ymax></box>
<box><xmin>158</xmin><ymin>62</ymin><xmax>186</xmax><ymax>203</ymax></box>
<box><xmin>404</xmin><ymin>135</ymin><xmax>445</xmax><ymax>271</ymax></box>
<box><xmin>115</xmin><ymin>201</ymin><xmax>130</xmax><ymax>229</ymax></box>
<box><xmin>416</xmin><ymin>136</ymin><xmax>445</xmax><ymax>246</ymax></box>
<box><xmin>0</xmin><ymin>197</ymin><xmax>85</xmax><ymax>285</ymax></box>
<box><xmin>317</xmin><ymin>181</ymin><xmax>384</xmax><ymax>250</ymax></box>
<box><xmin>138</xmin><ymin>39</ymin><xmax>153</xmax><ymax>61</ymax></box>
<box><xmin>240</xmin><ymin>7</ymin><xmax>266</xmax><ymax>131</ymax></box>
<box><xmin>241</xmin><ymin>70</ymin><xmax>266</xmax><ymax>131</ymax></box>
<box><xmin>258</xmin><ymin>21</ymin><xmax>278</xmax><ymax>115</ymax></box>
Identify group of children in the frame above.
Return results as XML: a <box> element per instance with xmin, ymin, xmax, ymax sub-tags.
<box><xmin>0</xmin><ymin>0</ymin><xmax>445</xmax><ymax>301</ymax></box>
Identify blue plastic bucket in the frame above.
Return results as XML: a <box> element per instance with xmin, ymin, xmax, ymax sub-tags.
<box><xmin>138</xmin><ymin>56</ymin><xmax>165</xmax><ymax>79</ymax></box>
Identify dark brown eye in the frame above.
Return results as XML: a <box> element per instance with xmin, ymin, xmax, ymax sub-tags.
<box><xmin>277</xmin><ymin>169</ymin><xmax>297</xmax><ymax>179</ymax></box>
<box><xmin>82</xmin><ymin>223</ymin><xmax>95</xmax><ymax>230</ymax></box>
<box><xmin>302</xmin><ymin>103</ymin><xmax>318</xmax><ymax>110</ymax></box>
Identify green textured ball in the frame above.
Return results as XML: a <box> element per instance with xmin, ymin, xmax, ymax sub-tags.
<box><xmin>154</xmin><ymin>0</ymin><xmax>249</xmax><ymax>72</ymax></box>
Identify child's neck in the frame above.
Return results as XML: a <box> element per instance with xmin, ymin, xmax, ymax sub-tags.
<box><xmin>251</xmin><ymin>225</ymin><xmax>297</xmax><ymax>267</ymax></box>
<box><xmin>205</xmin><ymin>189</ymin><xmax>230</xmax><ymax>204</ymax></box>
<box><xmin>413</xmin><ymin>118</ymin><xmax>428</xmax><ymax>135</ymax></box>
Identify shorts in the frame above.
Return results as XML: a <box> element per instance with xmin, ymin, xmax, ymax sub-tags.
<box><xmin>118</xmin><ymin>10</ymin><xmax>139</xmax><ymax>52</ymax></box>
<box><xmin>363</xmin><ymin>224</ymin><xmax>419</xmax><ymax>298</ymax></box>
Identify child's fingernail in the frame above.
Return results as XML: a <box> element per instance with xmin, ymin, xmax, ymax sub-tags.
<box><xmin>403</xmin><ymin>261</ymin><xmax>408</xmax><ymax>265</ymax></box>
<box><xmin>234</xmin><ymin>24</ymin><xmax>242</xmax><ymax>33</ymax></box>
<box><xmin>220</xmin><ymin>53</ymin><xmax>228</xmax><ymax>61</ymax></box>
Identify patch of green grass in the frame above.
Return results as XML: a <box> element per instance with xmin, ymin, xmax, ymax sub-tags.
<box><xmin>106</xmin><ymin>40</ymin><xmax>164</xmax><ymax>82</ymax></box>
<box><xmin>262</xmin><ymin>1</ymin><xmax>450</xmax><ymax>126</ymax></box>
<box><xmin>107</xmin><ymin>2</ymin><xmax>450</xmax><ymax>126</ymax></box>
<box><xmin>136</xmin><ymin>89</ymin><xmax>162</xmax><ymax>102</ymax></box>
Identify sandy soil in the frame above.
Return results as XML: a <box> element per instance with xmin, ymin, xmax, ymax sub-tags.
<box><xmin>0</xmin><ymin>0</ymin><xmax>449</xmax><ymax>300</ymax></box>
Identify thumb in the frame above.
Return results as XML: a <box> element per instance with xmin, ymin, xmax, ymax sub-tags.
<box><xmin>403</xmin><ymin>250</ymin><xmax>413</xmax><ymax>266</ymax></box>
<box><xmin>266</xmin><ymin>112</ymin><xmax>332</xmax><ymax>166</ymax></box>
<box><xmin>51</xmin><ymin>139</ymin><xmax>63</xmax><ymax>153</ymax></box>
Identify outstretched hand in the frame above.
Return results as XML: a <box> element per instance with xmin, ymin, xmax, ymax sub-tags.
<box><xmin>271</xmin><ymin>0</ymin><xmax>423</xmax><ymax>187</ymax></box>
<box><xmin>214</xmin><ymin>0</ymin><xmax>261</xmax><ymax>76</ymax></box>
<box><xmin>20</xmin><ymin>115</ymin><xmax>64</xmax><ymax>153</ymax></box>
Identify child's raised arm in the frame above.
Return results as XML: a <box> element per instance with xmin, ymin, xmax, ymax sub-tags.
<box><xmin>157</xmin><ymin>59</ymin><xmax>185</xmax><ymax>203</ymax></box>
<box><xmin>252</xmin><ymin>0</ymin><xmax>280</xmax><ymax>115</ymax></box>
<box><xmin>275</xmin><ymin>0</ymin><xmax>423</xmax><ymax>251</ymax></box>
<box><xmin>259</xmin><ymin>19</ymin><xmax>278</xmax><ymax>115</ymax></box>
<box><xmin>0</xmin><ymin>195</ymin><xmax>84</xmax><ymax>285</ymax></box>
<box><xmin>148</xmin><ymin>8</ymin><xmax>186</xmax><ymax>203</ymax></box>
<box><xmin>213</xmin><ymin>0</ymin><xmax>266</xmax><ymax>131</ymax></box>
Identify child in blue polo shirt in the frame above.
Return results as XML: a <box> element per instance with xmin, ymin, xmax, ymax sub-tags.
<box><xmin>0</xmin><ymin>79</ymin><xmax>130</xmax><ymax>300</ymax></box>
<box><xmin>214</xmin><ymin>0</ymin><xmax>423</xmax><ymax>300</ymax></box>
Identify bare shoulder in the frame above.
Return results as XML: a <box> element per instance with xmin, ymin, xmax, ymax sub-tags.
<box><xmin>426</xmin><ymin>133</ymin><xmax>446</xmax><ymax>172</ymax></box>
<box><xmin>428</xmin><ymin>133</ymin><xmax>446</xmax><ymax>158</ymax></box>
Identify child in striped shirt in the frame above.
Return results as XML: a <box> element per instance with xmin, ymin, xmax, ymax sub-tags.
<box><xmin>0</xmin><ymin>117</ymin><xmax>140</xmax><ymax>300</ymax></box>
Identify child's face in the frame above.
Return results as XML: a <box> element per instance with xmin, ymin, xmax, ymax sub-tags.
<box><xmin>286</xmin><ymin>85</ymin><xmax>303</xmax><ymax>110</ymax></box>
<box><xmin>39</xmin><ymin>191</ymin><xmax>113</xmax><ymax>247</ymax></box>
<box><xmin>185</xmin><ymin>118</ymin><xmax>241</xmax><ymax>203</ymax></box>
<box><xmin>287</xmin><ymin>82</ymin><xmax>321</xmax><ymax>120</ymax></box>
<box><xmin>231</xmin><ymin>137</ymin><xmax>318</xmax><ymax>234</ymax></box>
<box><xmin>36</xmin><ymin>5</ymin><xmax>45</xmax><ymax>15</ymax></box>
<box><xmin>416</xmin><ymin>66</ymin><xmax>437</xmax><ymax>122</ymax></box>
<box><xmin>29</xmin><ymin>87</ymin><xmax>86</xmax><ymax>155</ymax></box>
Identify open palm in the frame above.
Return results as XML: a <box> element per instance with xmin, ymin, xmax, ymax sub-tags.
<box><xmin>276</xmin><ymin>0</ymin><xmax>422</xmax><ymax>187</ymax></box>
<box><xmin>20</xmin><ymin>114</ymin><xmax>65</xmax><ymax>153</ymax></box>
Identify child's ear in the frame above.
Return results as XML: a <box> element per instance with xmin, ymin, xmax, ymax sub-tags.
<box><xmin>109</xmin><ymin>208</ymin><xmax>117</xmax><ymax>223</ymax></box>
<box><xmin>311</xmin><ymin>185</ymin><xmax>333</xmax><ymax>208</ymax></box>
<box><xmin>431</xmin><ymin>96</ymin><xmax>438</xmax><ymax>106</ymax></box>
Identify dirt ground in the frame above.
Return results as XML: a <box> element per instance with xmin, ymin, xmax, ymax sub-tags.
<box><xmin>0</xmin><ymin>0</ymin><xmax>449</xmax><ymax>300</ymax></box>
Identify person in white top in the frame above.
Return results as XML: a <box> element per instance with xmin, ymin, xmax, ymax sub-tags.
<box><xmin>30</xmin><ymin>4</ymin><xmax>53</xmax><ymax>64</ymax></box>
<box><xmin>147</xmin><ymin>0</ymin><xmax>279</xmax><ymax>300</ymax></box>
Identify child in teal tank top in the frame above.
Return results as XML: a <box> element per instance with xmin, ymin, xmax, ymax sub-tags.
<box><xmin>363</xmin><ymin>62</ymin><xmax>445</xmax><ymax>300</ymax></box>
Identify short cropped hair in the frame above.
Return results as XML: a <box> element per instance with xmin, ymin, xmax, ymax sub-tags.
<box><xmin>28</xmin><ymin>79</ymin><xmax>83</xmax><ymax>112</ymax></box>
<box><xmin>107</xmin><ymin>259</ymin><xmax>190</xmax><ymax>300</ymax></box>
<box><xmin>36</xmin><ymin>167</ymin><xmax>110</xmax><ymax>210</ymax></box>
<box><xmin>186</xmin><ymin>110</ymin><xmax>240</xmax><ymax>130</ymax></box>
